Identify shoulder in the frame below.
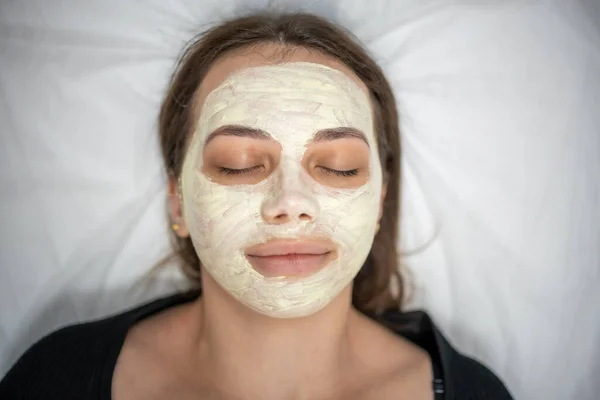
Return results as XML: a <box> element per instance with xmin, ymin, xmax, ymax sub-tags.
<box><xmin>429</xmin><ymin>318</ymin><xmax>514</xmax><ymax>400</ymax></box>
<box><xmin>0</xmin><ymin>291</ymin><xmax>198</xmax><ymax>399</ymax></box>
<box><xmin>0</xmin><ymin>313</ymin><xmax>130</xmax><ymax>399</ymax></box>
<box><xmin>377</xmin><ymin>310</ymin><xmax>514</xmax><ymax>400</ymax></box>
<box><xmin>438</xmin><ymin>339</ymin><xmax>513</xmax><ymax>399</ymax></box>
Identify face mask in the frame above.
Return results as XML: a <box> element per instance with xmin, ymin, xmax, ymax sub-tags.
<box><xmin>180</xmin><ymin>62</ymin><xmax>382</xmax><ymax>318</ymax></box>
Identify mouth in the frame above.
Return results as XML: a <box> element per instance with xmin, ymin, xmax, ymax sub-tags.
<box><xmin>244</xmin><ymin>239</ymin><xmax>337</xmax><ymax>278</ymax></box>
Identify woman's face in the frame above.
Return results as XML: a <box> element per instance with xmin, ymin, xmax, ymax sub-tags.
<box><xmin>176</xmin><ymin>45</ymin><xmax>385</xmax><ymax>318</ymax></box>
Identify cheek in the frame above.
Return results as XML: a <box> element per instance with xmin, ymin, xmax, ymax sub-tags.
<box><xmin>316</xmin><ymin>184</ymin><xmax>381</xmax><ymax>244</ymax></box>
<box><xmin>185</xmin><ymin>173</ymin><xmax>265</xmax><ymax>252</ymax></box>
<box><xmin>184</xmin><ymin>161</ymin><xmax>381</xmax><ymax>255</ymax></box>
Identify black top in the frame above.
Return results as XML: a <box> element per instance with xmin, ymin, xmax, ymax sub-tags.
<box><xmin>0</xmin><ymin>291</ymin><xmax>513</xmax><ymax>399</ymax></box>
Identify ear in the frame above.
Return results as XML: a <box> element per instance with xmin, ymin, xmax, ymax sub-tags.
<box><xmin>168</xmin><ymin>177</ymin><xmax>190</xmax><ymax>238</ymax></box>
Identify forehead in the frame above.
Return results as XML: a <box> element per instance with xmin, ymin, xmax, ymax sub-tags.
<box><xmin>200</xmin><ymin>63</ymin><xmax>373</xmax><ymax>138</ymax></box>
<box><xmin>194</xmin><ymin>44</ymin><xmax>371</xmax><ymax>117</ymax></box>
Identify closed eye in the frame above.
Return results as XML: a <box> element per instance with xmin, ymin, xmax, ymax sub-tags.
<box><xmin>318</xmin><ymin>167</ymin><xmax>359</xmax><ymax>177</ymax></box>
<box><xmin>218</xmin><ymin>166</ymin><xmax>264</xmax><ymax>175</ymax></box>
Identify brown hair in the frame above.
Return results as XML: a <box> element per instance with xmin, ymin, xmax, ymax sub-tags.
<box><xmin>158</xmin><ymin>11</ymin><xmax>403</xmax><ymax>313</ymax></box>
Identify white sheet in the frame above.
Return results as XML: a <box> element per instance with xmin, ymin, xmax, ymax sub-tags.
<box><xmin>1</xmin><ymin>1</ymin><xmax>599</xmax><ymax>398</ymax></box>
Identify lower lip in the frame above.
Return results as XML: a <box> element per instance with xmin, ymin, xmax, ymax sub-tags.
<box><xmin>246</xmin><ymin>253</ymin><xmax>332</xmax><ymax>277</ymax></box>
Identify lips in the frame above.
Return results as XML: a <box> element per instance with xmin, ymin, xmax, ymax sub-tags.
<box><xmin>245</xmin><ymin>239</ymin><xmax>336</xmax><ymax>277</ymax></box>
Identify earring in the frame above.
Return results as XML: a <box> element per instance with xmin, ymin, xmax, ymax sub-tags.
<box><xmin>172</xmin><ymin>223</ymin><xmax>180</xmax><ymax>231</ymax></box>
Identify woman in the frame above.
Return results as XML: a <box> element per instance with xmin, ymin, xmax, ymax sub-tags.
<box><xmin>0</xmin><ymin>11</ymin><xmax>513</xmax><ymax>400</ymax></box>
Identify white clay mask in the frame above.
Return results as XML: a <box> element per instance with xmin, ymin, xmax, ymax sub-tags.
<box><xmin>180</xmin><ymin>62</ymin><xmax>382</xmax><ymax>318</ymax></box>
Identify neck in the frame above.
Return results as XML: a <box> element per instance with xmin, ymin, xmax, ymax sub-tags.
<box><xmin>192</xmin><ymin>272</ymin><xmax>359</xmax><ymax>400</ymax></box>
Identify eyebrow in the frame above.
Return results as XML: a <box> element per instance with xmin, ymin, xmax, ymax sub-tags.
<box><xmin>204</xmin><ymin>125</ymin><xmax>369</xmax><ymax>146</ymax></box>
<box><xmin>311</xmin><ymin>127</ymin><xmax>369</xmax><ymax>147</ymax></box>
<box><xmin>204</xmin><ymin>125</ymin><xmax>272</xmax><ymax>145</ymax></box>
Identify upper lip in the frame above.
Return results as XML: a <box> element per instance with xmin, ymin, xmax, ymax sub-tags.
<box><xmin>245</xmin><ymin>239</ymin><xmax>335</xmax><ymax>257</ymax></box>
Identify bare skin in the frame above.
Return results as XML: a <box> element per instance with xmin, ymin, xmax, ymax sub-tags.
<box><xmin>112</xmin><ymin>44</ymin><xmax>433</xmax><ymax>400</ymax></box>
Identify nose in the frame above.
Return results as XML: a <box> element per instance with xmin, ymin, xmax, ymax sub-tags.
<box><xmin>261</xmin><ymin>172</ymin><xmax>319</xmax><ymax>225</ymax></box>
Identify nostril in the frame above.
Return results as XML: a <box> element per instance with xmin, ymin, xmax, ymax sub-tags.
<box><xmin>274</xmin><ymin>213</ymin><xmax>289</xmax><ymax>222</ymax></box>
<box><xmin>299</xmin><ymin>213</ymin><xmax>311</xmax><ymax>221</ymax></box>
<box><xmin>260</xmin><ymin>190</ymin><xmax>319</xmax><ymax>225</ymax></box>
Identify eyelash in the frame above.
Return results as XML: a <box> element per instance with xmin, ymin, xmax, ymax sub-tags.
<box><xmin>219</xmin><ymin>166</ymin><xmax>263</xmax><ymax>175</ymax></box>
<box><xmin>318</xmin><ymin>167</ymin><xmax>359</xmax><ymax>177</ymax></box>
<box><xmin>218</xmin><ymin>166</ymin><xmax>359</xmax><ymax>177</ymax></box>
